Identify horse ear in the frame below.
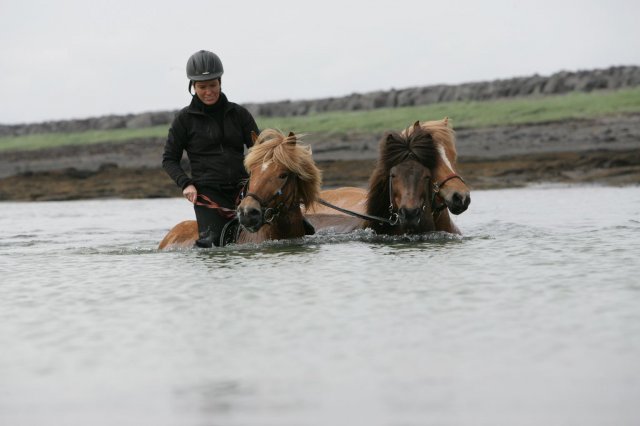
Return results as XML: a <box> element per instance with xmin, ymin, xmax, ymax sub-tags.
<box><xmin>413</xmin><ymin>121</ymin><xmax>420</xmax><ymax>130</ymax></box>
<box><xmin>443</xmin><ymin>117</ymin><xmax>449</xmax><ymax>126</ymax></box>
<box><xmin>385</xmin><ymin>132</ymin><xmax>396</xmax><ymax>143</ymax></box>
<box><xmin>287</xmin><ymin>131</ymin><xmax>297</xmax><ymax>144</ymax></box>
<box><xmin>251</xmin><ymin>131</ymin><xmax>259</xmax><ymax>144</ymax></box>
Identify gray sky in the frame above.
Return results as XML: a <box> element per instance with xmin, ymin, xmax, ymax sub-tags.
<box><xmin>1</xmin><ymin>0</ymin><xmax>638</xmax><ymax>124</ymax></box>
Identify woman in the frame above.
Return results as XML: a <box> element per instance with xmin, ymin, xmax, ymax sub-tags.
<box><xmin>162</xmin><ymin>50</ymin><xmax>259</xmax><ymax>247</ymax></box>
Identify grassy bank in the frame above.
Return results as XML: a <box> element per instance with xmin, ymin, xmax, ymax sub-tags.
<box><xmin>260</xmin><ymin>87</ymin><xmax>640</xmax><ymax>133</ymax></box>
<box><xmin>2</xmin><ymin>87</ymin><xmax>639</xmax><ymax>152</ymax></box>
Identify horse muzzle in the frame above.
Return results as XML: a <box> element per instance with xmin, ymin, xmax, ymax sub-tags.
<box><xmin>445</xmin><ymin>191</ymin><xmax>471</xmax><ymax>215</ymax></box>
<box><xmin>237</xmin><ymin>206</ymin><xmax>263</xmax><ymax>233</ymax></box>
<box><xmin>397</xmin><ymin>207</ymin><xmax>424</xmax><ymax>228</ymax></box>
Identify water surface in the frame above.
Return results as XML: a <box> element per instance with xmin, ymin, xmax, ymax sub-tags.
<box><xmin>1</xmin><ymin>185</ymin><xmax>639</xmax><ymax>426</ymax></box>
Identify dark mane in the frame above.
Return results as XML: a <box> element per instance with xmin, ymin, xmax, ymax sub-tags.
<box><xmin>366</xmin><ymin>127</ymin><xmax>438</xmax><ymax>222</ymax></box>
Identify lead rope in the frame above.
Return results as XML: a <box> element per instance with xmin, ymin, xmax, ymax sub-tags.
<box><xmin>316</xmin><ymin>175</ymin><xmax>398</xmax><ymax>226</ymax></box>
<box><xmin>316</xmin><ymin>198</ymin><xmax>398</xmax><ymax>225</ymax></box>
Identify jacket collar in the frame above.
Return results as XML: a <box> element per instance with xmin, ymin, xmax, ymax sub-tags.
<box><xmin>187</xmin><ymin>92</ymin><xmax>232</xmax><ymax>115</ymax></box>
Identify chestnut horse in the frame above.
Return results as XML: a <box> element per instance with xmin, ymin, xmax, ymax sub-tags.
<box><xmin>307</xmin><ymin>117</ymin><xmax>469</xmax><ymax>234</ymax></box>
<box><xmin>158</xmin><ymin>129</ymin><xmax>321</xmax><ymax>249</ymax></box>
<box><xmin>306</xmin><ymin>125</ymin><xmax>439</xmax><ymax>235</ymax></box>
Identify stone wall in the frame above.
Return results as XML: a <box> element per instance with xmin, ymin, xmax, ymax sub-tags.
<box><xmin>2</xmin><ymin>65</ymin><xmax>638</xmax><ymax>137</ymax></box>
<box><xmin>245</xmin><ymin>66</ymin><xmax>640</xmax><ymax>117</ymax></box>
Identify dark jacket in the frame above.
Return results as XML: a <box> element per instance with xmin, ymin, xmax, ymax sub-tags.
<box><xmin>162</xmin><ymin>93</ymin><xmax>259</xmax><ymax>190</ymax></box>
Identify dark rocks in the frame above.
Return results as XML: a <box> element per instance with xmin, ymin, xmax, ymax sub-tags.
<box><xmin>247</xmin><ymin>66</ymin><xmax>640</xmax><ymax>117</ymax></box>
<box><xmin>0</xmin><ymin>111</ymin><xmax>177</xmax><ymax>137</ymax></box>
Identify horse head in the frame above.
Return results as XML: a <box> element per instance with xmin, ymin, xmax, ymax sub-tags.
<box><xmin>367</xmin><ymin>125</ymin><xmax>438</xmax><ymax>234</ymax></box>
<box><xmin>389</xmin><ymin>158</ymin><xmax>435</xmax><ymax>232</ymax></box>
<box><xmin>403</xmin><ymin>118</ymin><xmax>471</xmax><ymax>215</ymax></box>
<box><xmin>237</xmin><ymin>129</ymin><xmax>321</xmax><ymax>234</ymax></box>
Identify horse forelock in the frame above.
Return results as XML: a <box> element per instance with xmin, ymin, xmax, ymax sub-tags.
<box><xmin>244</xmin><ymin>128</ymin><xmax>322</xmax><ymax>206</ymax></box>
<box><xmin>380</xmin><ymin>129</ymin><xmax>438</xmax><ymax>171</ymax></box>
<box><xmin>404</xmin><ymin>118</ymin><xmax>458</xmax><ymax>166</ymax></box>
<box><xmin>421</xmin><ymin>119</ymin><xmax>457</xmax><ymax>164</ymax></box>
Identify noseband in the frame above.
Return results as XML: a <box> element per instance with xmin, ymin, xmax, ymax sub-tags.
<box><xmin>433</xmin><ymin>173</ymin><xmax>465</xmax><ymax>194</ymax></box>
<box><xmin>242</xmin><ymin>174</ymin><xmax>296</xmax><ymax>223</ymax></box>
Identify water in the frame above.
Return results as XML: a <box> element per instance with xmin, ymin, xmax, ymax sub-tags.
<box><xmin>1</xmin><ymin>185</ymin><xmax>639</xmax><ymax>426</ymax></box>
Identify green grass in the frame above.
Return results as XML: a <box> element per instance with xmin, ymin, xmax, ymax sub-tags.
<box><xmin>0</xmin><ymin>126</ymin><xmax>169</xmax><ymax>151</ymax></box>
<box><xmin>2</xmin><ymin>87</ymin><xmax>639</xmax><ymax>152</ymax></box>
<box><xmin>258</xmin><ymin>87</ymin><xmax>640</xmax><ymax>133</ymax></box>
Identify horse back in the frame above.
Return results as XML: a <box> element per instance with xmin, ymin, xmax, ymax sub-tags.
<box><xmin>305</xmin><ymin>186</ymin><xmax>367</xmax><ymax>215</ymax></box>
<box><xmin>158</xmin><ymin>220</ymin><xmax>198</xmax><ymax>250</ymax></box>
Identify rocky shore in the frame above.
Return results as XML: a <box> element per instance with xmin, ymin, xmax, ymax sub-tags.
<box><xmin>1</xmin><ymin>113</ymin><xmax>639</xmax><ymax>201</ymax></box>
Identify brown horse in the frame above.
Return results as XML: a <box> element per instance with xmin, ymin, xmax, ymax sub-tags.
<box><xmin>306</xmin><ymin>125</ymin><xmax>439</xmax><ymax>235</ymax></box>
<box><xmin>235</xmin><ymin>129</ymin><xmax>321</xmax><ymax>243</ymax></box>
<box><xmin>158</xmin><ymin>129</ymin><xmax>321</xmax><ymax>249</ymax></box>
<box><xmin>307</xmin><ymin>117</ymin><xmax>469</xmax><ymax>234</ymax></box>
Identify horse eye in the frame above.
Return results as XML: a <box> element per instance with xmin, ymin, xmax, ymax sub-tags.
<box><xmin>278</xmin><ymin>172</ymin><xmax>289</xmax><ymax>179</ymax></box>
<box><xmin>390</xmin><ymin>173</ymin><xmax>396</xmax><ymax>179</ymax></box>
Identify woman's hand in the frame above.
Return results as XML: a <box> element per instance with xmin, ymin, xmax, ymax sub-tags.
<box><xmin>182</xmin><ymin>184</ymin><xmax>198</xmax><ymax>204</ymax></box>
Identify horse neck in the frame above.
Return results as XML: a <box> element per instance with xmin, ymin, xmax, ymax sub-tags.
<box><xmin>434</xmin><ymin>209</ymin><xmax>461</xmax><ymax>234</ymax></box>
<box><xmin>238</xmin><ymin>205</ymin><xmax>306</xmax><ymax>244</ymax></box>
<box><xmin>270</xmin><ymin>206</ymin><xmax>306</xmax><ymax>239</ymax></box>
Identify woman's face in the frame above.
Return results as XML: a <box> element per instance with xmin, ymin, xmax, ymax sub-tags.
<box><xmin>194</xmin><ymin>79</ymin><xmax>221</xmax><ymax>105</ymax></box>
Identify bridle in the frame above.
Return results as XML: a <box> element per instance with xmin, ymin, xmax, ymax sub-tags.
<box><xmin>242</xmin><ymin>174</ymin><xmax>297</xmax><ymax>224</ymax></box>
<box><xmin>431</xmin><ymin>173</ymin><xmax>465</xmax><ymax>219</ymax></box>
<box><xmin>386</xmin><ymin>169</ymin><xmax>432</xmax><ymax>227</ymax></box>
<box><xmin>385</xmin><ymin>175</ymin><xmax>403</xmax><ymax>226</ymax></box>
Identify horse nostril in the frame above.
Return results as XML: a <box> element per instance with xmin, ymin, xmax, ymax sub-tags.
<box><xmin>247</xmin><ymin>207</ymin><xmax>261</xmax><ymax>220</ymax></box>
<box><xmin>399</xmin><ymin>207</ymin><xmax>421</xmax><ymax>220</ymax></box>
<box><xmin>238</xmin><ymin>206</ymin><xmax>262</xmax><ymax>228</ymax></box>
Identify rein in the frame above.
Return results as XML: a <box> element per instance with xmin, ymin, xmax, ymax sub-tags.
<box><xmin>313</xmin><ymin>174</ymin><xmax>404</xmax><ymax>226</ymax></box>
<box><xmin>195</xmin><ymin>194</ymin><xmax>237</xmax><ymax>220</ymax></box>
<box><xmin>316</xmin><ymin>198</ymin><xmax>399</xmax><ymax>225</ymax></box>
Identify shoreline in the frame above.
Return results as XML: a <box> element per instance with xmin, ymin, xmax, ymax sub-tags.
<box><xmin>1</xmin><ymin>148</ymin><xmax>639</xmax><ymax>202</ymax></box>
<box><xmin>1</xmin><ymin>114</ymin><xmax>639</xmax><ymax>201</ymax></box>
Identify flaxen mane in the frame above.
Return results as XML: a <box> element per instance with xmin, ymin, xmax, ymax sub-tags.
<box><xmin>244</xmin><ymin>129</ymin><xmax>322</xmax><ymax>207</ymax></box>
<box><xmin>366</xmin><ymin>127</ymin><xmax>438</xmax><ymax>218</ymax></box>
<box><xmin>404</xmin><ymin>117</ymin><xmax>458</xmax><ymax>164</ymax></box>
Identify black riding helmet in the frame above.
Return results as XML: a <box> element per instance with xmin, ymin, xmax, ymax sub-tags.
<box><xmin>186</xmin><ymin>50</ymin><xmax>224</xmax><ymax>93</ymax></box>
